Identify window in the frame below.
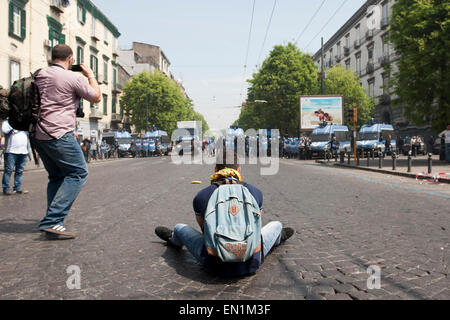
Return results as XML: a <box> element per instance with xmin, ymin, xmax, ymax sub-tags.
<box><xmin>368</xmin><ymin>79</ymin><xmax>375</xmax><ymax>98</ymax></box>
<box><xmin>368</xmin><ymin>46</ymin><xmax>374</xmax><ymax>63</ymax></box>
<box><xmin>355</xmin><ymin>25</ymin><xmax>360</xmax><ymax>42</ymax></box>
<box><xmin>337</xmin><ymin>42</ymin><xmax>341</xmax><ymax>57</ymax></box>
<box><xmin>92</xmin><ymin>16</ymin><xmax>97</xmax><ymax>38</ymax></box>
<box><xmin>77</xmin><ymin>3</ymin><xmax>86</xmax><ymax>24</ymax></box>
<box><xmin>112</xmin><ymin>95</ymin><xmax>117</xmax><ymax>114</ymax></box>
<box><xmin>104</xmin><ymin>26</ymin><xmax>109</xmax><ymax>44</ymax></box>
<box><xmin>345</xmin><ymin>34</ymin><xmax>350</xmax><ymax>48</ymax></box>
<box><xmin>382</xmin><ymin>35</ymin><xmax>390</xmax><ymax>56</ymax></box>
<box><xmin>382</xmin><ymin>3</ymin><xmax>389</xmax><ymax>20</ymax></box>
<box><xmin>10</xmin><ymin>60</ymin><xmax>20</xmax><ymax>86</ymax></box>
<box><xmin>103</xmin><ymin>94</ymin><xmax>108</xmax><ymax>115</ymax></box>
<box><xmin>345</xmin><ymin>59</ymin><xmax>350</xmax><ymax>70</ymax></box>
<box><xmin>9</xmin><ymin>1</ymin><xmax>26</xmax><ymax>41</ymax></box>
<box><xmin>112</xmin><ymin>68</ymin><xmax>117</xmax><ymax>89</ymax></box>
<box><xmin>90</xmin><ymin>55</ymin><xmax>98</xmax><ymax>79</ymax></box>
<box><xmin>47</xmin><ymin>15</ymin><xmax>65</xmax><ymax>49</ymax></box>
<box><xmin>356</xmin><ymin>54</ymin><xmax>361</xmax><ymax>76</ymax></box>
<box><xmin>77</xmin><ymin>46</ymin><xmax>84</xmax><ymax>64</ymax></box>
<box><xmin>103</xmin><ymin>60</ymin><xmax>108</xmax><ymax>83</ymax></box>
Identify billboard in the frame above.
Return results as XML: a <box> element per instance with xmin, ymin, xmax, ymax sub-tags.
<box><xmin>300</xmin><ymin>95</ymin><xmax>344</xmax><ymax>130</ymax></box>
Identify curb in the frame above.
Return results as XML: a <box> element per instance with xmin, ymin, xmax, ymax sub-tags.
<box><xmin>316</xmin><ymin>160</ymin><xmax>450</xmax><ymax>184</ymax></box>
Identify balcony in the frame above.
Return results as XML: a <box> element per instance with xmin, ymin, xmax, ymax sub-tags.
<box><xmin>379</xmin><ymin>54</ymin><xmax>390</xmax><ymax>67</ymax></box>
<box><xmin>366</xmin><ymin>30</ymin><xmax>374</xmax><ymax>40</ymax></box>
<box><xmin>344</xmin><ymin>46</ymin><xmax>350</xmax><ymax>56</ymax></box>
<box><xmin>335</xmin><ymin>54</ymin><xmax>342</xmax><ymax>62</ymax></box>
<box><xmin>366</xmin><ymin>62</ymin><xmax>374</xmax><ymax>74</ymax></box>
<box><xmin>89</xmin><ymin>108</ymin><xmax>103</xmax><ymax>119</ymax></box>
<box><xmin>354</xmin><ymin>39</ymin><xmax>361</xmax><ymax>49</ymax></box>
<box><xmin>111</xmin><ymin>113</ymin><xmax>123</xmax><ymax>123</ymax></box>
<box><xmin>381</xmin><ymin>16</ymin><xmax>389</xmax><ymax>29</ymax></box>
<box><xmin>50</xmin><ymin>0</ymin><xmax>66</xmax><ymax>13</ymax></box>
<box><xmin>379</xmin><ymin>94</ymin><xmax>391</xmax><ymax>105</ymax></box>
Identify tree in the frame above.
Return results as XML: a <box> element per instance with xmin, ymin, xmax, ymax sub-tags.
<box><xmin>324</xmin><ymin>65</ymin><xmax>374</xmax><ymax>128</ymax></box>
<box><xmin>239</xmin><ymin>43</ymin><xmax>319</xmax><ymax>135</ymax></box>
<box><xmin>120</xmin><ymin>70</ymin><xmax>208</xmax><ymax>136</ymax></box>
<box><xmin>389</xmin><ymin>0</ymin><xmax>450</xmax><ymax>132</ymax></box>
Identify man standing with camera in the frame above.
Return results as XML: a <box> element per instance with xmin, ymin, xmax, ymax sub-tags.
<box><xmin>32</xmin><ymin>44</ymin><xmax>101</xmax><ymax>240</ymax></box>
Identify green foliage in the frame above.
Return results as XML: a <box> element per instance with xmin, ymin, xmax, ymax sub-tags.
<box><xmin>324</xmin><ymin>65</ymin><xmax>374</xmax><ymax>128</ymax></box>
<box><xmin>120</xmin><ymin>70</ymin><xmax>208</xmax><ymax>136</ymax></box>
<box><xmin>239</xmin><ymin>43</ymin><xmax>319</xmax><ymax>135</ymax></box>
<box><xmin>236</xmin><ymin>43</ymin><xmax>374</xmax><ymax>134</ymax></box>
<box><xmin>389</xmin><ymin>0</ymin><xmax>450</xmax><ymax>132</ymax></box>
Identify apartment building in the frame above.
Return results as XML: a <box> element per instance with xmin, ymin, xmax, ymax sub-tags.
<box><xmin>0</xmin><ymin>0</ymin><xmax>129</xmax><ymax>140</ymax></box>
<box><xmin>312</xmin><ymin>0</ymin><xmax>426</xmax><ymax>136</ymax></box>
<box><xmin>118</xmin><ymin>41</ymin><xmax>187</xmax><ymax>98</ymax></box>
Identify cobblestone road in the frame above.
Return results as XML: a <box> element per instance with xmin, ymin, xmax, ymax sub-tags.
<box><xmin>0</xmin><ymin>156</ymin><xmax>448</xmax><ymax>300</ymax></box>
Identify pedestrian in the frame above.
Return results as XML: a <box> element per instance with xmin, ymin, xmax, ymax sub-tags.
<box><xmin>31</xmin><ymin>44</ymin><xmax>101</xmax><ymax>239</ymax></box>
<box><xmin>383</xmin><ymin>134</ymin><xmax>392</xmax><ymax>158</ymax></box>
<box><xmin>397</xmin><ymin>136</ymin><xmax>403</xmax><ymax>155</ymax></box>
<box><xmin>82</xmin><ymin>137</ymin><xmax>91</xmax><ymax>163</ymax></box>
<box><xmin>410</xmin><ymin>136</ymin><xmax>416</xmax><ymax>156</ymax></box>
<box><xmin>2</xmin><ymin>119</ymin><xmax>30</xmax><ymax>195</ymax></box>
<box><xmin>154</xmin><ymin>150</ymin><xmax>294</xmax><ymax>277</ymax></box>
<box><xmin>329</xmin><ymin>136</ymin><xmax>339</xmax><ymax>159</ymax></box>
<box><xmin>439</xmin><ymin>124</ymin><xmax>450</xmax><ymax>163</ymax></box>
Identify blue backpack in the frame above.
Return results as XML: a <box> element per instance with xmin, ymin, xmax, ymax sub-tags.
<box><xmin>204</xmin><ymin>183</ymin><xmax>262</xmax><ymax>263</ymax></box>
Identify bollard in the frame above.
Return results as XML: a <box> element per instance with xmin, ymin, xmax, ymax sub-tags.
<box><xmin>340</xmin><ymin>151</ymin><xmax>344</xmax><ymax>163</ymax></box>
<box><xmin>372</xmin><ymin>148</ymin><xmax>375</xmax><ymax>160</ymax></box>
<box><xmin>428</xmin><ymin>153</ymin><xmax>433</xmax><ymax>174</ymax></box>
<box><xmin>407</xmin><ymin>151</ymin><xmax>412</xmax><ymax>173</ymax></box>
<box><xmin>392</xmin><ymin>152</ymin><xmax>397</xmax><ymax>170</ymax></box>
<box><xmin>357</xmin><ymin>150</ymin><xmax>360</xmax><ymax>166</ymax></box>
<box><xmin>379</xmin><ymin>148</ymin><xmax>383</xmax><ymax>168</ymax></box>
<box><xmin>347</xmin><ymin>151</ymin><xmax>351</xmax><ymax>165</ymax></box>
<box><xmin>367</xmin><ymin>150</ymin><xmax>370</xmax><ymax>167</ymax></box>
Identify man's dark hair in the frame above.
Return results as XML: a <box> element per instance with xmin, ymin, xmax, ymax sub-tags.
<box><xmin>51</xmin><ymin>44</ymin><xmax>73</xmax><ymax>61</ymax></box>
<box><xmin>216</xmin><ymin>148</ymin><xmax>239</xmax><ymax>171</ymax></box>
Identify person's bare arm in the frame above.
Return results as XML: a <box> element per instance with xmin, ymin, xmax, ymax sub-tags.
<box><xmin>196</xmin><ymin>215</ymin><xmax>204</xmax><ymax>233</ymax></box>
<box><xmin>80</xmin><ymin>64</ymin><xmax>101</xmax><ymax>103</ymax></box>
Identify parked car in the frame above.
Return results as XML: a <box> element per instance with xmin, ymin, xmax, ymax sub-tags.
<box><xmin>432</xmin><ymin>138</ymin><xmax>441</xmax><ymax>155</ymax></box>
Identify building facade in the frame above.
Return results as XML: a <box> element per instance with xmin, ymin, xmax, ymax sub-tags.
<box><xmin>312</xmin><ymin>0</ymin><xmax>429</xmax><ymax>136</ymax></box>
<box><xmin>0</xmin><ymin>0</ymin><xmax>130</xmax><ymax>140</ymax></box>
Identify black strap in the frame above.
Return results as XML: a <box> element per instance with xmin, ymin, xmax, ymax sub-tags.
<box><xmin>50</xmin><ymin>63</ymin><xmax>65</xmax><ymax>70</ymax></box>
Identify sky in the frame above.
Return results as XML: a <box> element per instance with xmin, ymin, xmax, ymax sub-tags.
<box><xmin>92</xmin><ymin>0</ymin><xmax>367</xmax><ymax>132</ymax></box>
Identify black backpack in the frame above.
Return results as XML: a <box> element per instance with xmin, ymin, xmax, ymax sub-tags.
<box><xmin>7</xmin><ymin>70</ymin><xmax>56</xmax><ymax>139</ymax></box>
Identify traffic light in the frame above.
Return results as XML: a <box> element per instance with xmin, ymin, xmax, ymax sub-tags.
<box><xmin>348</xmin><ymin>109</ymin><xmax>354</xmax><ymax>123</ymax></box>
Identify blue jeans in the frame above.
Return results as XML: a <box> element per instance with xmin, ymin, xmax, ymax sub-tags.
<box><xmin>2</xmin><ymin>153</ymin><xmax>28</xmax><ymax>191</ymax></box>
<box><xmin>31</xmin><ymin>132</ymin><xmax>88</xmax><ymax>230</ymax></box>
<box><xmin>446</xmin><ymin>143</ymin><xmax>450</xmax><ymax>162</ymax></box>
<box><xmin>169</xmin><ymin>221</ymin><xmax>283</xmax><ymax>265</ymax></box>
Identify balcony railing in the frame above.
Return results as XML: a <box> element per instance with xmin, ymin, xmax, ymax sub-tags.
<box><xmin>379</xmin><ymin>54</ymin><xmax>390</xmax><ymax>67</ymax></box>
<box><xmin>50</xmin><ymin>0</ymin><xmax>66</xmax><ymax>13</ymax></box>
<box><xmin>89</xmin><ymin>108</ymin><xmax>103</xmax><ymax>119</ymax></box>
<box><xmin>354</xmin><ymin>39</ymin><xmax>361</xmax><ymax>49</ymax></box>
<box><xmin>335</xmin><ymin>54</ymin><xmax>342</xmax><ymax>62</ymax></box>
<box><xmin>366</xmin><ymin>62</ymin><xmax>374</xmax><ymax>74</ymax></box>
<box><xmin>111</xmin><ymin>113</ymin><xmax>123</xmax><ymax>122</ymax></box>
<box><xmin>379</xmin><ymin>94</ymin><xmax>391</xmax><ymax>105</ymax></box>
<box><xmin>344</xmin><ymin>46</ymin><xmax>350</xmax><ymax>56</ymax></box>
<box><xmin>366</xmin><ymin>30</ymin><xmax>374</xmax><ymax>40</ymax></box>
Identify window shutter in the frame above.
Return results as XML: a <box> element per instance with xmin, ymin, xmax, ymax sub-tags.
<box><xmin>9</xmin><ymin>2</ymin><xmax>14</xmax><ymax>36</ymax></box>
<box><xmin>20</xmin><ymin>8</ymin><xmax>26</xmax><ymax>39</ymax></box>
<box><xmin>82</xmin><ymin>7</ymin><xmax>86</xmax><ymax>24</ymax></box>
<box><xmin>59</xmin><ymin>33</ymin><xmax>66</xmax><ymax>44</ymax></box>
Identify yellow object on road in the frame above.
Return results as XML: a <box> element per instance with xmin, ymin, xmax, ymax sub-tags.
<box><xmin>191</xmin><ymin>181</ymin><xmax>202</xmax><ymax>184</ymax></box>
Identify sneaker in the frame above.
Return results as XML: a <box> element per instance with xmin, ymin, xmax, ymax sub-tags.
<box><xmin>14</xmin><ymin>190</ymin><xmax>29</xmax><ymax>194</ymax></box>
<box><xmin>155</xmin><ymin>226</ymin><xmax>173</xmax><ymax>242</ymax></box>
<box><xmin>42</xmin><ymin>225</ymin><xmax>76</xmax><ymax>240</ymax></box>
<box><xmin>281</xmin><ymin>227</ymin><xmax>294</xmax><ymax>242</ymax></box>
<box><xmin>3</xmin><ymin>189</ymin><xmax>13</xmax><ymax>196</ymax></box>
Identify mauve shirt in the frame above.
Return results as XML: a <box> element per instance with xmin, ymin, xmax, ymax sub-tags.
<box><xmin>34</xmin><ymin>65</ymin><xmax>96</xmax><ymax>140</ymax></box>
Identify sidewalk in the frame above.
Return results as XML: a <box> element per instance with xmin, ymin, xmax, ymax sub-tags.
<box><xmin>317</xmin><ymin>154</ymin><xmax>450</xmax><ymax>184</ymax></box>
